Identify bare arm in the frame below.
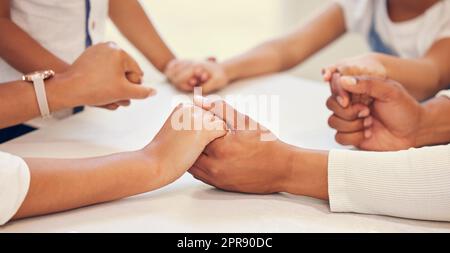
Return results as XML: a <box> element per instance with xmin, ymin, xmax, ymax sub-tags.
<box><xmin>0</xmin><ymin>0</ymin><xmax>69</xmax><ymax>73</ymax></box>
<box><xmin>0</xmin><ymin>43</ymin><xmax>157</xmax><ymax>129</ymax></box>
<box><xmin>221</xmin><ymin>2</ymin><xmax>346</xmax><ymax>82</ymax></box>
<box><xmin>11</xmin><ymin>103</ymin><xmax>227</xmax><ymax>220</ymax></box>
<box><xmin>0</xmin><ymin>74</ymin><xmax>79</xmax><ymax>129</ymax></box>
<box><xmin>373</xmin><ymin>39</ymin><xmax>450</xmax><ymax>100</ymax></box>
<box><xmin>13</xmin><ymin>150</ymin><xmax>161</xmax><ymax>219</ymax></box>
<box><xmin>109</xmin><ymin>0</ymin><xmax>175</xmax><ymax>72</ymax></box>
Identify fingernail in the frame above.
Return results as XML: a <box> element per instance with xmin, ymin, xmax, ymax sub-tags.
<box><xmin>358</xmin><ymin>109</ymin><xmax>370</xmax><ymax>118</ymax></box>
<box><xmin>364</xmin><ymin>117</ymin><xmax>373</xmax><ymax>127</ymax></box>
<box><xmin>341</xmin><ymin>76</ymin><xmax>357</xmax><ymax>86</ymax></box>
<box><xmin>364</xmin><ymin>129</ymin><xmax>372</xmax><ymax>139</ymax></box>
<box><xmin>336</xmin><ymin>96</ymin><xmax>345</xmax><ymax>107</ymax></box>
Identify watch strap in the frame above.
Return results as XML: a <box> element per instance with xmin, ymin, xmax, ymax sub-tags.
<box><xmin>32</xmin><ymin>76</ymin><xmax>51</xmax><ymax>119</ymax></box>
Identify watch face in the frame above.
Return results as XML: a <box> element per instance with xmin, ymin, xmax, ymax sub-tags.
<box><xmin>23</xmin><ymin>70</ymin><xmax>55</xmax><ymax>82</ymax></box>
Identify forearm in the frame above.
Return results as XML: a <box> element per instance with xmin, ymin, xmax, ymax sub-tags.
<box><xmin>109</xmin><ymin>0</ymin><xmax>175</xmax><ymax>72</ymax></box>
<box><xmin>374</xmin><ymin>53</ymin><xmax>445</xmax><ymax>100</ymax></box>
<box><xmin>415</xmin><ymin>96</ymin><xmax>450</xmax><ymax>147</ymax></box>
<box><xmin>222</xmin><ymin>2</ymin><xmax>345</xmax><ymax>82</ymax></box>
<box><xmin>0</xmin><ymin>73</ymin><xmax>80</xmax><ymax>128</ymax></box>
<box><xmin>13</xmin><ymin>150</ymin><xmax>161</xmax><ymax>220</ymax></box>
<box><xmin>0</xmin><ymin>18</ymin><xmax>69</xmax><ymax>73</ymax></box>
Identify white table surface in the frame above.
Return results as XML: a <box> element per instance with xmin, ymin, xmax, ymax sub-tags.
<box><xmin>1</xmin><ymin>74</ymin><xmax>449</xmax><ymax>233</ymax></box>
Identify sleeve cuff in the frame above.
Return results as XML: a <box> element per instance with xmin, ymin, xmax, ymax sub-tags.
<box><xmin>327</xmin><ymin>149</ymin><xmax>353</xmax><ymax>212</ymax></box>
<box><xmin>0</xmin><ymin>153</ymin><xmax>30</xmax><ymax>226</ymax></box>
<box><xmin>436</xmin><ymin>90</ymin><xmax>450</xmax><ymax>99</ymax></box>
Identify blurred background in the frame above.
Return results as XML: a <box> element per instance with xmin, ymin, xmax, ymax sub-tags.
<box><xmin>106</xmin><ymin>0</ymin><xmax>369</xmax><ymax>82</ymax></box>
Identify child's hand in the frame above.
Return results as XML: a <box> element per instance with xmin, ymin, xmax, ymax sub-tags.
<box><xmin>69</xmin><ymin>42</ymin><xmax>156</xmax><ymax>109</ymax></box>
<box><xmin>165</xmin><ymin>58</ymin><xmax>214</xmax><ymax>92</ymax></box>
<box><xmin>193</xmin><ymin>60</ymin><xmax>229</xmax><ymax>94</ymax></box>
<box><xmin>165</xmin><ymin>58</ymin><xmax>229</xmax><ymax>94</ymax></box>
<box><xmin>323</xmin><ymin>54</ymin><xmax>387</xmax><ymax>108</ymax></box>
<box><xmin>143</xmin><ymin>103</ymin><xmax>227</xmax><ymax>186</ymax></box>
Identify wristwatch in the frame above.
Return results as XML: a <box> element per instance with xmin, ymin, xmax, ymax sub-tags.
<box><xmin>22</xmin><ymin>70</ymin><xmax>55</xmax><ymax>119</ymax></box>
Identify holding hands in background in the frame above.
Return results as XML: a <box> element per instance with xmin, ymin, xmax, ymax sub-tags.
<box><xmin>326</xmin><ymin>76</ymin><xmax>450</xmax><ymax>151</ymax></box>
<box><xmin>165</xmin><ymin>58</ymin><xmax>229</xmax><ymax>94</ymax></box>
<box><xmin>322</xmin><ymin>53</ymin><xmax>387</xmax><ymax>108</ymax></box>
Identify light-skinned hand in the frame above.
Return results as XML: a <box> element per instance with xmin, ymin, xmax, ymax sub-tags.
<box><xmin>67</xmin><ymin>42</ymin><xmax>156</xmax><ymax>110</ymax></box>
<box><xmin>143</xmin><ymin>103</ymin><xmax>227</xmax><ymax>186</ymax></box>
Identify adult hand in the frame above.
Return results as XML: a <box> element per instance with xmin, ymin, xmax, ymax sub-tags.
<box><xmin>323</xmin><ymin>53</ymin><xmax>386</xmax><ymax>108</ymax></box>
<box><xmin>327</xmin><ymin>76</ymin><xmax>424</xmax><ymax>151</ymax></box>
<box><xmin>67</xmin><ymin>42</ymin><xmax>156</xmax><ymax>109</ymax></box>
<box><xmin>189</xmin><ymin>98</ymin><xmax>291</xmax><ymax>194</ymax></box>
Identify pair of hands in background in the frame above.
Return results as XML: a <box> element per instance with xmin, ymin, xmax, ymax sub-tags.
<box><xmin>164</xmin><ymin>58</ymin><xmax>229</xmax><ymax>94</ymax></box>
<box><xmin>322</xmin><ymin>53</ymin><xmax>426</xmax><ymax>151</ymax></box>
<box><xmin>164</xmin><ymin>52</ymin><xmax>426</xmax><ymax>152</ymax></box>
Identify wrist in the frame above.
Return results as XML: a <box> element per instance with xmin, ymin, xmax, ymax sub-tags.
<box><xmin>135</xmin><ymin>147</ymin><xmax>166</xmax><ymax>191</ymax></box>
<box><xmin>162</xmin><ymin>57</ymin><xmax>177</xmax><ymax>74</ymax></box>
<box><xmin>280</xmin><ymin>145</ymin><xmax>329</xmax><ymax>200</ymax></box>
<box><xmin>221</xmin><ymin>60</ymin><xmax>239</xmax><ymax>83</ymax></box>
<box><xmin>415</xmin><ymin>97</ymin><xmax>450</xmax><ymax>147</ymax></box>
<box><xmin>45</xmin><ymin>71</ymin><xmax>84</xmax><ymax>111</ymax></box>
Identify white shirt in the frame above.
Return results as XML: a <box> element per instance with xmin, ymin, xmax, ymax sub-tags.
<box><xmin>0</xmin><ymin>151</ymin><xmax>30</xmax><ymax>226</ymax></box>
<box><xmin>329</xmin><ymin>145</ymin><xmax>450</xmax><ymax>221</ymax></box>
<box><xmin>0</xmin><ymin>0</ymin><xmax>109</xmax><ymax>83</ymax></box>
<box><xmin>336</xmin><ymin>0</ymin><xmax>450</xmax><ymax>58</ymax></box>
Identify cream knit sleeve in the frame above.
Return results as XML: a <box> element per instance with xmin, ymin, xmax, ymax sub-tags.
<box><xmin>328</xmin><ymin>145</ymin><xmax>450</xmax><ymax>221</ymax></box>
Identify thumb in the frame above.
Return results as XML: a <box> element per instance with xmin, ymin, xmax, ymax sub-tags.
<box><xmin>121</xmin><ymin>50</ymin><xmax>144</xmax><ymax>80</ymax></box>
<box><xmin>339</xmin><ymin>76</ymin><xmax>402</xmax><ymax>101</ymax></box>
<box><xmin>193</xmin><ymin>96</ymin><xmax>256</xmax><ymax>131</ymax></box>
<box><xmin>125</xmin><ymin>82</ymin><xmax>157</xmax><ymax>99</ymax></box>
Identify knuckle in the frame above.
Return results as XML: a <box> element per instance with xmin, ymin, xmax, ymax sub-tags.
<box><xmin>326</xmin><ymin>97</ymin><xmax>334</xmax><ymax>110</ymax></box>
<box><xmin>209</xmin><ymin>167</ymin><xmax>221</xmax><ymax>177</ymax></box>
<box><xmin>328</xmin><ymin>116</ymin><xmax>337</xmax><ymax>128</ymax></box>
<box><xmin>335</xmin><ymin>133</ymin><xmax>347</xmax><ymax>145</ymax></box>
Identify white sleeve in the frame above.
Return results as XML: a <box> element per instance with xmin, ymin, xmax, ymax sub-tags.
<box><xmin>334</xmin><ymin>0</ymin><xmax>374</xmax><ymax>35</ymax></box>
<box><xmin>436</xmin><ymin>90</ymin><xmax>450</xmax><ymax>99</ymax></box>
<box><xmin>434</xmin><ymin>0</ymin><xmax>450</xmax><ymax>42</ymax></box>
<box><xmin>328</xmin><ymin>145</ymin><xmax>450</xmax><ymax>221</ymax></box>
<box><xmin>0</xmin><ymin>151</ymin><xmax>30</xmax><ymax>225</ymax></box>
